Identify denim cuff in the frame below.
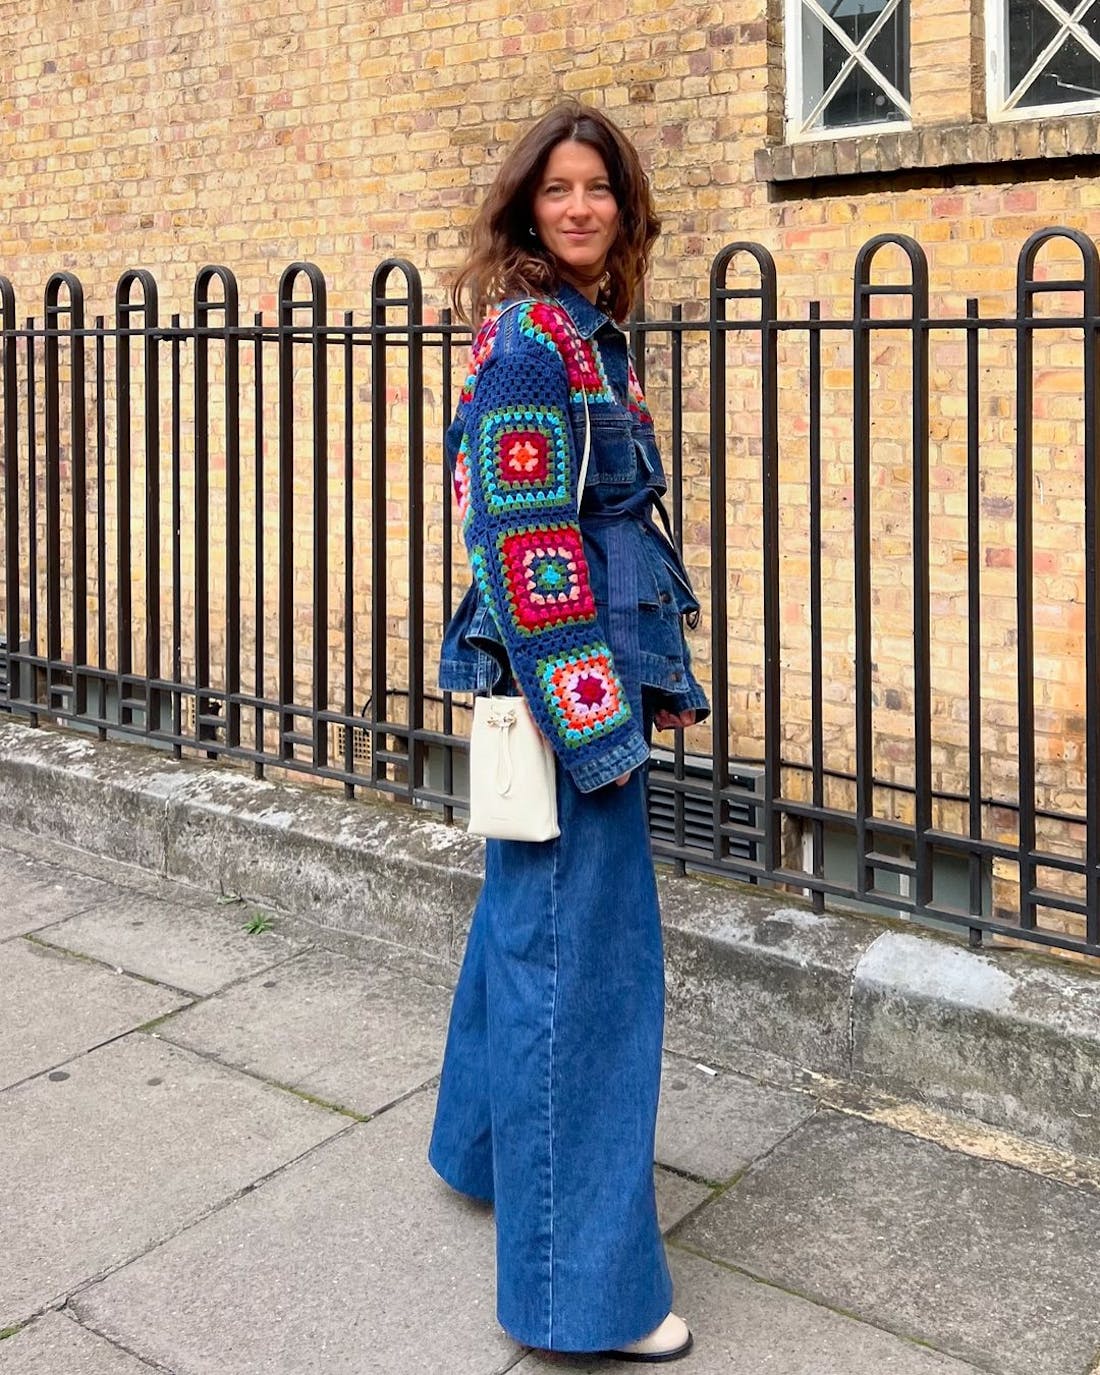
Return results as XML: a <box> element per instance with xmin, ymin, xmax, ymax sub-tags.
<box><xmin>565</xmin><ymin>730</ymin><xmax>652</xmax><ymax>794</ymax></box>
<box><xmin>658</xmin><ymin>682</ymin><xmax>710</xmax><ymax>725</ymax></box>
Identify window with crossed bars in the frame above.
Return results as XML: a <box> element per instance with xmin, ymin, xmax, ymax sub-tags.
<box><xmin>989</xmin><ymin>0</ymin><xmax>1100</xmax><ymax>116</ymax></box>
<box><xmin>786</xmin><ymin>0</ymin><xmax>911</xmax><ymax>137</ymax></box>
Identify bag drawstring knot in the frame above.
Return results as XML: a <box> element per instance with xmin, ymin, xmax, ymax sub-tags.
<box><xmin>488</xmin><ymin>704</ymin><xmax>518</xmax><ymax>796</ymax></box>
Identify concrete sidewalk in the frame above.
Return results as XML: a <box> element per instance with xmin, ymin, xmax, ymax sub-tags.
<box><xmin>3</xmin><ymin>827</ymin><xmax>1100</xmax><ymax>1375</ymax></box>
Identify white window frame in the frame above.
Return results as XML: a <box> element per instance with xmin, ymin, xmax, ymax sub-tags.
<box><xmin>785</xmin><ymin>0</ymin><xmax>912</xmax><ymax>141</ymax></box>
<box><xmin>987</xmin><ymin>0</ymin><xmax>1100</xmax><ymax>119</ymax></box>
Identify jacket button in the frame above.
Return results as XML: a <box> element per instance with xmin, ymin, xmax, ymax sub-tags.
<box><xmin>671</xmin><ymin>671</ymin><xmax>683</xmax><ymax>683</ymax></box>
<box><xmin>660</xmin><ymin>591</ymin><xmax>672</xmax><ymax>604</ymax></box>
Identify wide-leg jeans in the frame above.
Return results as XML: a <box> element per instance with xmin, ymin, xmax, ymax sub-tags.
<box><xmin>427</xmin><ymin>759</ymin><xmax>672</xmax><ymax>1353</ymax></box>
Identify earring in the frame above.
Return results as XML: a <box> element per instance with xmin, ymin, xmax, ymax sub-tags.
<box><xmin>528</xmin><ymin>226</ymin><xmax>537</xmax><ymax>237</ymax></box>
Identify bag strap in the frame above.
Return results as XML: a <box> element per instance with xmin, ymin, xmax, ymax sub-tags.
<box><xmin>578</xmin><ymin>382</ymin><xmax>591</xmax><ymax>499</ymax></box>
<box><xmin>490</xmin><ymin>296</ymin><xmax>592</xmax><ymax>503</ymax></box>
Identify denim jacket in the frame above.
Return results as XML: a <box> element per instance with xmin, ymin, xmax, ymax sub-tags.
<box><xmin>440</xmin><ymin>282</ymin><xmax>709</xmax><ymax>793</ymax></box>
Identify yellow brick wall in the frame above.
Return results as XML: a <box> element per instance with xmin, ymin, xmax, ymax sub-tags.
<box><xmin>2</xmin><ymin>0</ymin><xmax>1097</xmax><ymax>933</ymax></box>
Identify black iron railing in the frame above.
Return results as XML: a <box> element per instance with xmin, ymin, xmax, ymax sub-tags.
<box><xmin>1</xmin><ymin>231</ymin><xmax>1097</xmax><ymax>956</ymax></box>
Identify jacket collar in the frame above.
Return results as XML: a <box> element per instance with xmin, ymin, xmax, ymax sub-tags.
<box><xmin>550</xmin><ymin>280</ymin><xmax>613</xmax><ymax>341</ymax></box>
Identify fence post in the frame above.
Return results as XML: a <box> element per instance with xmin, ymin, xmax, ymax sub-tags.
<box><xmin>115</xmin><ymin>269</ymin><xmax>160</xmax><ymax>729</ymax></box>
<box><xmin>373</xmin><ymin>258</ymin><xmax>424</xmax><ymax>799</ymax></box>
<box><xmin>1</xmin><ymin>277</ymin><xmax>17</xmax><ymax>708</ymax></box>
<box><xmin>708</xmin><ymin>242</ymin><xmax>778</xmax><ymax>871</ymax></box>
<box><xmin>44</xmin><ymin>273</ymin><xmax>88</xmax><ymax>716</ymax></box>
<box><xmin>277</xmin><ymin>262</ymin><xmax>328</xmax><ymax>769</ymax></box>
<box><xmin>1016</xmin><ymin>227</ymin><xmax>1100</xmax><ymax>940</ymax></box>
<box><xmin>852</xmin><ymin>234</ymin><xmax>931</xmax><ymax>906</ymax></box>
<box><xmin>195</xmin><ymin>265</ymin><xmax>241</xmax><ymax>749</ymax></box>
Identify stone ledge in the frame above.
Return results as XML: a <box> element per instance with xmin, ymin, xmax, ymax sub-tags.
<box><xmin>755</xmin><ymin>113</ymin><xmax>1100</xmax><ymax>184</ymax></box>
<box><xmin>1</xmin><ymin>715</ymin><xmax>1098</xmax><ymax>1160</ymax></box>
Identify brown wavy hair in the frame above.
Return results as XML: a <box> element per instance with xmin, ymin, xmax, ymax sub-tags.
<box><xmin>452</xmin><ymin>101</ymin><xmax>660</xmax><ymax>325</ymax></box>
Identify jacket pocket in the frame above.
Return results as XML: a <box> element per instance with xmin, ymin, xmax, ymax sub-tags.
<box><xmin>586</xmin><ymin>416</ymin><xmax>638</xmax><ymax>486</ymax></box>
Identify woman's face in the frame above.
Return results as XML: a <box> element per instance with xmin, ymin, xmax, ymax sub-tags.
<box><xmin>532</xmin><ymin>140</ymin><xmax>620</xmax><ymax>295</ymax></box>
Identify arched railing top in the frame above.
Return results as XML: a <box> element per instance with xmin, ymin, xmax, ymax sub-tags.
<box><xmin>44</xmin><ymin>271</ymin><xmax>85</xmax><ymax>326</ymax></box>
<box><xmin>709</xmin><ymin>241</ymin><xmax>777</xmax><ymax>322</ymax></box>
<box><xmin>194</xmin><ymin>264</ymin><xmax>240</xmax><ymax>323</ymax></box>
<box><xmin>278</xmin><ymin>261</ymin><xmax>327</xmax><ymax>328</ymax></box>
<box><xmin>115</xmin><ymin>268</ymin><xmax>159</xmax><ymax>324</ymax></box>
<box><xmin>370</xmin><ymin>258</ymin><xmax>423</xmax><ymax>325</ymax></box>
<box><xmin>853</xmin><ymin>233</ymin><xmax>929</xmax><ymax>320</ymax></box>
<box><xmin>1016</xmin><ymin>226</ymin><xmax>1100</xmax><ymax>316</ymax></box>
<box><xmin>0</xmin><ymin>276</ymin><xmax>14</xmax><ymax>332</ymax></box>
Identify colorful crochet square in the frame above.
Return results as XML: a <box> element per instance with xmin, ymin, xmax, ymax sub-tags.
<box><xmin>500</xmin><ymin>429</ymin><xmax>549</xmax><ymax>482</ymax></box>
<box><xmin>538</xmin><ymin>646</ymin><xmax>631</xmax><ymax>746</ymax></box>
<box><xmin>518</xmin><ymin>302</ymin><xmax>614</xmax><ymax>404</ymax></box>
<box><xmin>460</xmin><ymin>315</ymin><xmax>502</xmax><ymax>403</ymax></box>
<box><xmin>453</xmin><ymin>438</ymin><xmax>472</xmax><ymax>521</ymax></box>
<box><xmin>478</xmin><ymin>406</ymin><xmax>571</xmax><ymax>513</ymax></box>
<box><xmin>498</xmin><ymin>525</ymin><xmax>597</xmax><ymax>635</ymax></box>
<box><xmin>627</xmin><ymin>361</ymin><xmax>653</xmax><ymax>425</ymax></box>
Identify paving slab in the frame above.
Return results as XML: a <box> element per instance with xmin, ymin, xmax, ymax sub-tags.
<box><xmin>657</xmin><ymin>1053</ymin><xmax>816</xmax><ymax>1183</ymax></box>
<box><xmin>0</xmin><ymin>1034</ymin><xmax>347</xmax><ymax>1328</ymax></box>
<box><xmin>157</xmin><ymin>948</ymin><xmax>453</xmax><ymax>1114</ymax></box>
<box><xmin>35</xmin><ymin>884</ymin><xmax>307</xmax><ymax>996</ymax></box>
<box><xmin>0</xmin><ymin>938</ymin><xmax>188</xmax><ymax>1089</ymax></box>
<box><xmin>0</xmin><ymin>1311</ymin><xmax>158</xmax><ymax>1375</ymax></box>
<box><xmin>0</xmin><ymin>848</ymin><xmax>115</xmax><ymax>939</ymax></box>
<box><xmin>514</xmin><ymin>1249</ymin><xmax>985</xmax><ymax>1373</ymax></box>
<box><xmin>677</xmin><ymin>1109</ymin><xmax>1100</xmax><ymax>1375</ymax></box>
<box><xmin>73</xmin><ymin>1089</ymin><xmax>518</xmax><ymax>1375</ymax></box>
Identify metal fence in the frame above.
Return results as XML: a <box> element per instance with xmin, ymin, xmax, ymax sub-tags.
<box><xmin>1</xmin><ymin>229</ymin><xmax>1097</xmax><ymax>957</ymax></box>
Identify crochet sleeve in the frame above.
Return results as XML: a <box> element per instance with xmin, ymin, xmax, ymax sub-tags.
<box><xmin>456</xmin><ymin>322</ymin><xmax>650</xmax><ymax>793</ymax></box>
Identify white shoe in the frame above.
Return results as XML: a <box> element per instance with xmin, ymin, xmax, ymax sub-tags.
<box><xmin>605</xmin><ymin>1312</ymin><xmax>694</xmax><ymax>1363</ymax></box>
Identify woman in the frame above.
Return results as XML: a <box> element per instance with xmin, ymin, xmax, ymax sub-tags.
<box><xmin>429</xmin><ymin>101</ymin><xmax>709</xmax><ymax>1363</ymax></box>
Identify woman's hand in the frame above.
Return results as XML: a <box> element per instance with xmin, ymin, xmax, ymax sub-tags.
<box><xmin>654</xmin><ymin>709</ymin><xmax>697</xmax><ymax>732</ymax></box>
<box><xmin>614</xmin><ymin>710</ymin><xmax>697</xmax><ymax>785</ymax></box>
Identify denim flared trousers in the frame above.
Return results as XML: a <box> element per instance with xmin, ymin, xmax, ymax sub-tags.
<box><xmin>427</xmin><ymin>760</ymin><xmax>671</xmax><ymax>1353</ymax></box>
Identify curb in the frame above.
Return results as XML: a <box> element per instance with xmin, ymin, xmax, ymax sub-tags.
<box><xmin>1</xmin><ymin>716</ymin><xmax>1098</xmax><ymax>1159</ymax></box>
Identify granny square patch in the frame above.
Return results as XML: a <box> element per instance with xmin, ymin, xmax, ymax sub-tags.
<box><xmin>498</xmin><ymin>525</ymin><xmax>597</xmax><ymax>635</ymax></box>
<box><xmin>518</xmin><ymin>302</ymin><xmax>615</xmax><ymax>405</ymax></box>
<box><xmin>537</xmin><ymin>646</ymin><xmax>632</xmax><ymax>746</ymax></box>
<box><xmin>499</xmin><ymin>429</ymin><xmax>550</xmax><ymax>483</ymax></box>
<box><xmin>478</xmin><ymin>406</ymin><xmax>571</xmax><ymax>514</ymax></box>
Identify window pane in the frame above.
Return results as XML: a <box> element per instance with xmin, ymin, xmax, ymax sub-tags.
<box><xmin>1016</xmin><ymin>30</ymin><xmax>1100</xmax><ymax>105</ymax></box>
<box><xmin>800</xmin><ymin>0</ymin><xmax>909</xmax><ymax>129</ymax></box>
<box><xmin>1007</xmin><ymin>0</ymin><xmax>1062</xmax><ymax>91</ymax></box>
<box><xmin>867</xmin><ymin>4</ymin><xmax>910</xmax><ymax>99</ymax></box>
<box><xmin>823</xmin><ymin>66</ymin><xmax>907</xmax><ymax>125</ymax></box>
<box><xmin>800</xmin><ymin>17</ymin><xmax>848</xmax><ymax>117</ymax></box>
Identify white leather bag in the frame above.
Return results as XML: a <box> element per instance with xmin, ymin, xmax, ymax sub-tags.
<box><xmin>466</xmin><ymin>317</ymin><xmax>591</xmax><ymax>843</ymax></box>
<box><xmin>467</xmin><ymin>694</ymin><xmax>560</xmax><ymax>841</ymax></box>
